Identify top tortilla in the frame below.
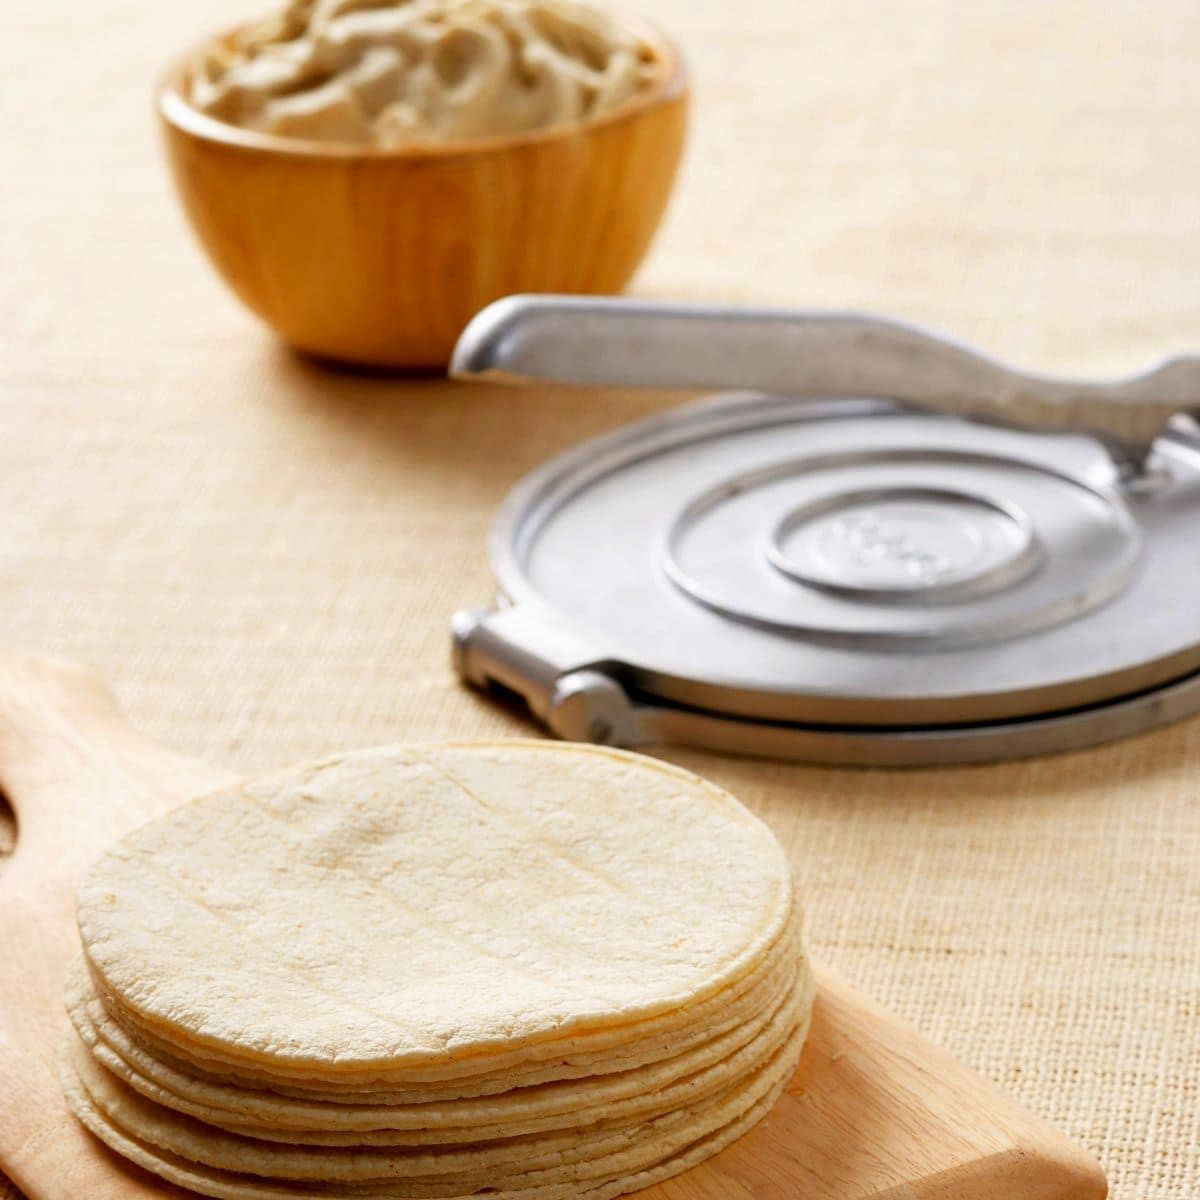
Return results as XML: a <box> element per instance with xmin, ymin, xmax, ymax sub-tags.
<box><xmin>77</xmin><ymin>741</ymin><xmax>793</xmax><ymax>1075</ymax></box>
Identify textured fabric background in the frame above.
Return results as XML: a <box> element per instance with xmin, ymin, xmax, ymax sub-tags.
<box><xmin>3</xmin><ymin>0</ymin><xmax>1199</xmax><ymax>1197</ymax></box>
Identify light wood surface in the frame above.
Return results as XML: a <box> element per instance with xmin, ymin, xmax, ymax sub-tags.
<box><xmin>0</xmin><ymin>656</ymin><xmax>1104</xmax><ymax>1200</ymax></box>
<box><xmin>157</xmin><ymin>26</ymin><xmax>688</xmax><ymax>368</ymax></box>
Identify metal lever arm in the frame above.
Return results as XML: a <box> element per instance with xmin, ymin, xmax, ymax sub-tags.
<box><xmin>451</xmin><ymin>295</ymin><xmax>1200</xmax><ymax>475</ymax></box>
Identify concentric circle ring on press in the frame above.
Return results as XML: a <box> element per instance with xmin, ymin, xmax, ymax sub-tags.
<box><xmin>762</xmin><ymin>485</ymin><xmax>1042</xmax><ymax>603</ymax></box>
<box><xmin>660</xmin><ymin>446</ymin><xmax>1140</xmax><ymax>648</ymax></box>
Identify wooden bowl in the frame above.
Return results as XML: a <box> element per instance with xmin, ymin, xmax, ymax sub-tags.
<box><xmin>157</xmin><ymin>23</ymin><xmax>688</xmax><ymax>368</ymax></box>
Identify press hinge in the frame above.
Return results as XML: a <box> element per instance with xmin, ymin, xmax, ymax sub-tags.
<box><xmin>451</xmin><ymin>606</ymin><xmax>644</xmax><ymax>747</ymax></box>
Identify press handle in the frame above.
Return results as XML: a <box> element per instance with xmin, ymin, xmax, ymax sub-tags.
<box><xmin>451</xmin><ymin>295</ymin><xmax>1200</xmax><ymax>475</ymax></box>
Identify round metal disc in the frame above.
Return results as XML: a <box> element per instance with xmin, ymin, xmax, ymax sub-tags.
<box><xmin>491</xmin><ymin>394</ymin><xmax>1200</xmax><ymax>728</ymax></box>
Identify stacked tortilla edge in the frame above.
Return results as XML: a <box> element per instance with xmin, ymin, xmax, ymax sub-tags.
<box><xmin>59</xmin><ymin>743</ymin><xmax>814</xmax><ymax>1199</ymax></box>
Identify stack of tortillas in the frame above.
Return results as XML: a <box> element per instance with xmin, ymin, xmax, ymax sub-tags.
<box><xmin>61</xmin><ymin>741</ymin><xmax>813</xmax><ymax>1199</ymax></box>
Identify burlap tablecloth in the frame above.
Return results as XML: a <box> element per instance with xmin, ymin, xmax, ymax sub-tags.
<box><xmin>3</xmin><ymin>0</ymin><xmax>1198</xmax><ymax>1196</ymax></box>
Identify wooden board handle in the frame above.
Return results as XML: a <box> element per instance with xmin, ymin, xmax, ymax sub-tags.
<box><xmin>0</xmin><ymin>655</ymin><xmax>233</xmax><ymax>1199</ymax></box>
<box><xmin>0</xmin><ymin>655</ymin><xmax>233</xmax><ymax>875</ymax></box>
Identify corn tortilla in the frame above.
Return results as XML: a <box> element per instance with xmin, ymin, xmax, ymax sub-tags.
<box><xmin>78</xmin><ymin>743</ymin><xmax>793</xmax><ymax>1076</ymax></box>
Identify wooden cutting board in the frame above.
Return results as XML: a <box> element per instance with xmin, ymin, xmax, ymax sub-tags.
<box><xmin>0</xmin><ymin>655</ymin><xmax>1107</xmax><ymax>1200</ymax></box>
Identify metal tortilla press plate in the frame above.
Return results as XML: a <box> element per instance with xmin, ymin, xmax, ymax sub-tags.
<box><xmin>450</xmin><ymin>298</ymin><xmax>1200</xmax><ymax>765</ymax></box>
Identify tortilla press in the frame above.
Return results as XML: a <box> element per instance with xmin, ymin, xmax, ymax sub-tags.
<box><xmin>448</xmin><ymin>296</ymin><xmax>1200</xmax><ymax>764</ymax></box>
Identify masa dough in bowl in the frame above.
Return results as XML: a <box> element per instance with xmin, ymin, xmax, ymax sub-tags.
<box><xmin>63</xmin><ymin>741</ymin><xmax>811</xmax><ymax>1198</ymax></box>
<box><xmin>188</xmin><ymin>0</ymin><xmax>665</xmax><ymax>145</ymax></box>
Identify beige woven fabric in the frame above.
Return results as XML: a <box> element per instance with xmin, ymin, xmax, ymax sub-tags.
<box><xmin>2</xmin><ymin>0</ymin><xmax>1198</xmax><ymax>1197</ymax></box>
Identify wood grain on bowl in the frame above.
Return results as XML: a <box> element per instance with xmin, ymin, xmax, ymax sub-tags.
<box><xmin>156</xmin><ymin>28</ymin><xmax>688</xmax><ymax>369</ymax></box>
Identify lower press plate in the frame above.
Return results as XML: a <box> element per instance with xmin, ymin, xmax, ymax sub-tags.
<box><xmin>454</xmin><ymin>394</ymin><xmax>1200</xmax><ymax>764</ymax></box>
